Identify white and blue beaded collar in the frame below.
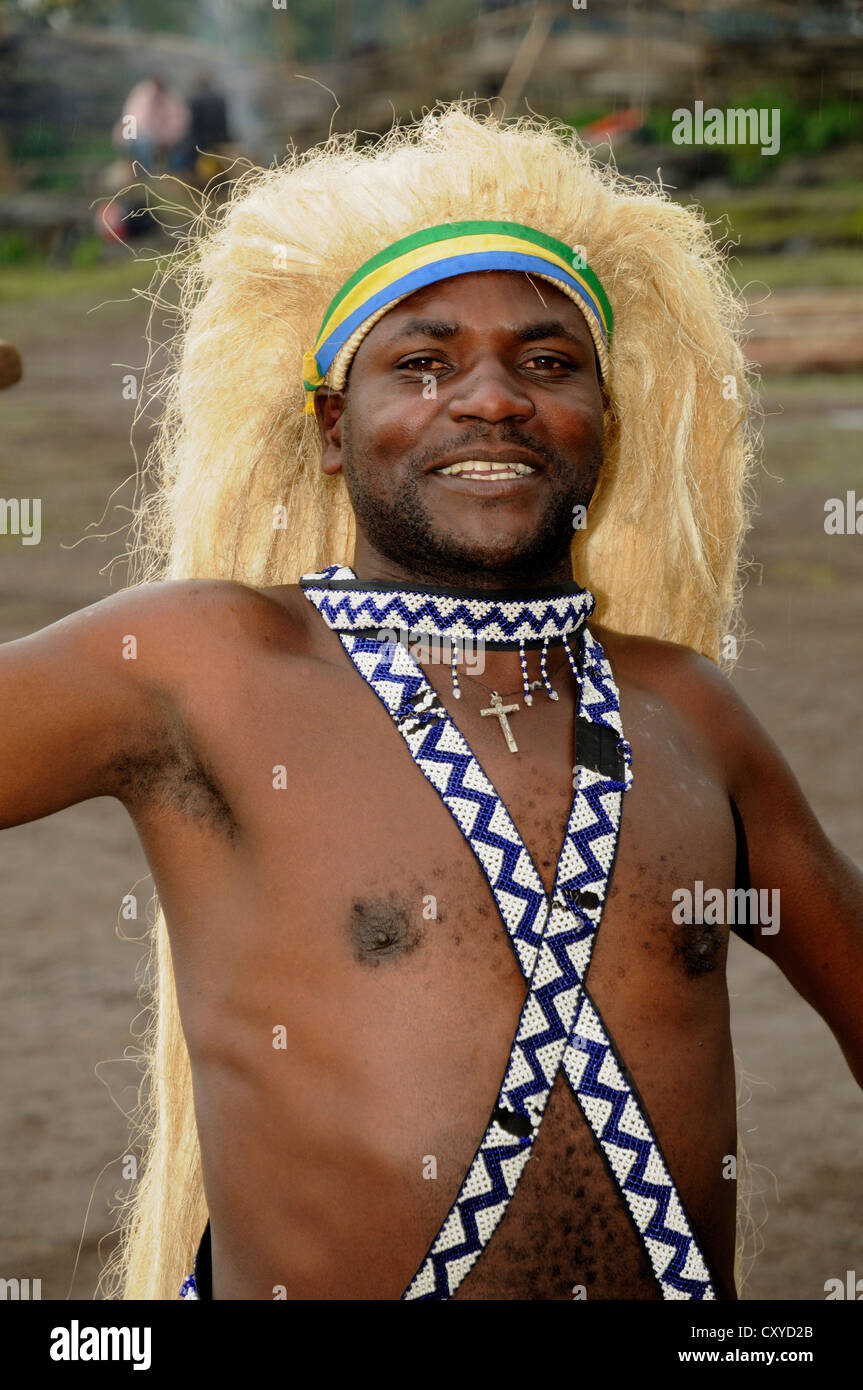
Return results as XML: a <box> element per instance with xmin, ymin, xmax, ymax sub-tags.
<box><xmin>299</xmin><ymin>562</ymin><xmax>594</xmax><ymax>705</ymax></box>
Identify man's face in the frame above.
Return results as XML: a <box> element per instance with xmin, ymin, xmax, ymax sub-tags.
<box><xmin>314</xmin><ymin>270</ymin><xmax>606</xmax><ymax>588</ymax></box>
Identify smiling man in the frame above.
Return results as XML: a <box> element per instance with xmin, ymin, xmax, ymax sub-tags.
<box><xmin>3</xmin><ymin>105</ymin><xmax>862</xmax><ymax>1302</ymax></box>
<box><xmin>316</xmin><ymin>267</ymin><xmax>606</xmax><ymax>592</ymax></box>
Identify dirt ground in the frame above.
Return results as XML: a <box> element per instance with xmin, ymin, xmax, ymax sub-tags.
<box><xmin>1</xmin><ymin>275</ymin><xmax>861</xmax><ymax>1301</ymax></box>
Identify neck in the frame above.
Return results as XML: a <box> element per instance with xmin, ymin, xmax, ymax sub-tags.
<box><xmin>350</xmin><ymin>541</ymin><xmax>577</xmax><ymax>594</ymax></box>
<box><xmin>450</xmin><ymin>641</ymin><xmax>569</xmax><ymax>697</ymax></box>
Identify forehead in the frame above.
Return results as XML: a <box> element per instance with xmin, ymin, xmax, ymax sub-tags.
<box><xmin>361</xmin><ymin>269</ymin><xmax>594</xmax><ymax>346</ymax></box>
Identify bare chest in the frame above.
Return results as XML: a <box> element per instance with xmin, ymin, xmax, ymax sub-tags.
<box><xmin>150</xmin><ymin>633</ymin><xmax>737</xmax><ymax>982</ymax></box>
<box><xmin>135</xmin><ymin>628</ymin><xmax>741</xmax><ymax>1037</ymax></box>
<box><xmin>129</xmin><ymin>633</ymin><xmax>740</xmax><ymax>1297</ymax></box>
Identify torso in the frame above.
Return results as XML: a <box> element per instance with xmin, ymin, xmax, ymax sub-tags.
<box><xmin>118</xmin><ymin>580</ymin><xmax>739</xmax><ymax>1300</ymax></box>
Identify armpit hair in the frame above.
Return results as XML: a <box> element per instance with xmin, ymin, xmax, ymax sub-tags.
<box><xmin>108</xmin><ymin>717</ymin><xmax>239</xmax><ymax>839</ymax></box>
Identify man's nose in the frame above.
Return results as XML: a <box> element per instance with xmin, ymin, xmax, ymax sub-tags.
<box><xmin>447</xmin><ymin>361</ymin><xmax>535</xmax><ymax>424</ymax></box>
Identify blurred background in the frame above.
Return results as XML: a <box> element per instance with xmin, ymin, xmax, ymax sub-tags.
<box><xmin>1</xmin><ymin>0</ymin><xmax>861</xmax><ymax>1300</ymax></box>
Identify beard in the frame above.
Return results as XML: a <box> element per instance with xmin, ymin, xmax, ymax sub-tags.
<box><xmin>340</xmin><ymin>420</ymin><xmax>603</xmax><ymax>590</ymax></box>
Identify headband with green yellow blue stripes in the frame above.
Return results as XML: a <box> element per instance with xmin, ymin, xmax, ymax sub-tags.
<box><xmin>301</xmin><ymin>220</ymin><xmax>613</xmax><ymax>414</ymax></box>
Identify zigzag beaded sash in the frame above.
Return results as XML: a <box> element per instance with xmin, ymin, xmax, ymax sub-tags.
<box><xmin>301</xmin><ymin>572</ymin><xmax>717</xmax><ymax>1301</ymax></box>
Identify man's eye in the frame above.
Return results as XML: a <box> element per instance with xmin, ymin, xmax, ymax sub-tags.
<box><xmin>524</xmin><ymin>355</ymin><xmax>572</xmax><ymax>371</ymax></box>
<box><xmin>397</xmin><ymin>356</ymin><xmax>446</xmax><ymax>372</ymax></box>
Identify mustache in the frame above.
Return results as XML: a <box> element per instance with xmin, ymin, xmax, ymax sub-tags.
<box><xmin>407</xmin><ymin>429</ymin><xmax>569</xmax><ymax>474</ymax></box>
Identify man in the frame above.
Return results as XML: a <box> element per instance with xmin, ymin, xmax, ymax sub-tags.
<box><xmin>3</xmin><ymin>105</ymin><xmax>862</xmax><ymax>1300</ymax></box>
<box><xmin>188</xmin><ymin>74</ymin><xmax>230</xmax><ymax>152</ymax></box>
<box><xmin>112</xmin><ymin>74</ymin><xmax>191</xmax><ymax>174</ymax></box>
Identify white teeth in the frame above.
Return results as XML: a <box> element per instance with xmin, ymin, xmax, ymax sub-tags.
<box><xmin>438</xmin><ymin>460</ymin><xmax>535</xmax><ymax>478</ymax></box>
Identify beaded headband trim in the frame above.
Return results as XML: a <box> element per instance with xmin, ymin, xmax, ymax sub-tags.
<box><xmin>301</xmin><ymin>220</ymin><xmax>613</xmax><ymax>414</ymax></box>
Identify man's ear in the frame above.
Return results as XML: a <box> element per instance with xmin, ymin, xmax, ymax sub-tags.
<box><xmin>313</xmin><ymin>387</ymin><xmax>348</xmax><ymax>476</ymax></box>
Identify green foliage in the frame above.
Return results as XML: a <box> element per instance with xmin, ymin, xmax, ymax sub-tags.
<box><xmin>67</xmin><ymin>233</ymin><xmax>103</xmax><ymax>267</ymax></box>
<box><xmin>0</xmin><ymin>230</ymin><xmax>102</xmax><ymax>271</ymax></box>
<box><xmin>558</xmin><ymin>106</ymin><xmax>612</xmax><ymax>132</ymax></box>
<box><xmin>10</xmin><ymin>122</ymin><xmax>68</xmax><ymax>161</ymax></box>
<box><xmin>0</xmin><ymin>232</ymin><xmax>36</xmax><ymax>265</ymax></box>
<box><xmin>804</xmin><ymin>97</ymin><xmax>863</xmax><ymax>152</ymax></box>
<box><xmin>11</xmin><ymin>123</ymin><xmax>114</xmax><ymax>163</ymax></box>
<box><xmin>10</xmin><ymin>122</ymin><xmax>117</xmax><ymax>193</ymax></box>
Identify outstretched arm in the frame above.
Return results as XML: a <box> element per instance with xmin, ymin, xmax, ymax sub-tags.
<box><xmin>686</xmin><ymin>650</ymin><xmax>863</xmax><ymax>1090</ymax></box>
<box><xmin>0</xmin><ymin>587</ymin><xmax>170</xmax><ymax>831</ymax></box>
<box><xmin>0</xmin><ymin>580</ymin><xmax>255</xmax><ymax>832</ymax></box>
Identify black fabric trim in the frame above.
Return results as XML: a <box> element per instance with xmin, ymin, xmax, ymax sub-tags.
<box><xmin>728</xmin><ymin>798</ymin><xmax>754</xmax><ymax>946</ymax></box>
<box><xmin>193</xmin><ymin>1220</ymin><xmax>212</xmax><ymax>1300</ymax></box>
<box><xmin>575</xmin><ymin>716</ymin><xmax>626</xmax><ymax>781</ymax></box>
<box><xmin>299</xmin><ymin>574</ymin><xmax>591</xmax><ymax>603</ymax></box>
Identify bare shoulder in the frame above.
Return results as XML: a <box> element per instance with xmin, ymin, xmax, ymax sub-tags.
<box><xmin>591</xmin><ymin>622</ymin><xmax>754</xmax><ymax>795</ymax></box>
<box><xmin>70</xmin><ymin>576</ymin><xmax>312</xmax><ymax>682</ymax></box>
<box><xmin>28</xmin><ymin>575</ymin><xmax>315</xmax><ymax>727</ymax></box>
<box><xmin>115</xmin><ymin>575</ymin><xmax>294</xmax><ymax>638</ymax></box>
<box><xmin>52</xmin><ymin>575</ymin><xmax>269</xmax><ymax>639</ymax></box>
<box><xmin>252</xmin><ymin>581</ymin><xmax>320</xmax><ymax>641</ymax></box>
<box><xmin>591</xmin><ymin>623</ymin><xmax>723</xmax><ymax>695</ymax></box>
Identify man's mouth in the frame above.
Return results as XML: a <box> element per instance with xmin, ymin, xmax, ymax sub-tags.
<box><xmin>434</xmin><ymin>459</ymin><xmax>537</xmax><ymax>481</ymax></box>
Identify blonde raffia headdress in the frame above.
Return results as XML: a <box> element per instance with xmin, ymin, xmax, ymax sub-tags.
<box><xmin>107</xmin><ymin>103</ymin><xmax>757</xmax><ymax>1302</ymax></box>
<box><xmin>301</xmin><ymin>219</ymin><xmax>613</xmax><ymax>412</ymax></box>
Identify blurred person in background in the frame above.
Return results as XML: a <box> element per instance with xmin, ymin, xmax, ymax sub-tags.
<box><xmin>184</xmin><ymin>72</ymin><xmax>234</xmax><ymax>185</ymax></box>
<box><xmin>113</xmin><ymin>74</ymin><xmax>191</xmax><ymax>174</ymax></box>
<box><xmin>189</xmin><ymin>73</ymin><xmax>230</xmax><ymax>153</ymax></box>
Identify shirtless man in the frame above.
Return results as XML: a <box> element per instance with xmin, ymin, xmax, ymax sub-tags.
<box><xmin>4</xmin><ymin>183</ymin><xmax>863</xmax><ymax>1306</ymax></box>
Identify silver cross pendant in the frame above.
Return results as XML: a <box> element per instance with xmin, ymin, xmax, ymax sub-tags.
<box><xmin>480</xmin><ymin>691</ymin><xmax>520</xmax><ymax>753</ymax></box>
